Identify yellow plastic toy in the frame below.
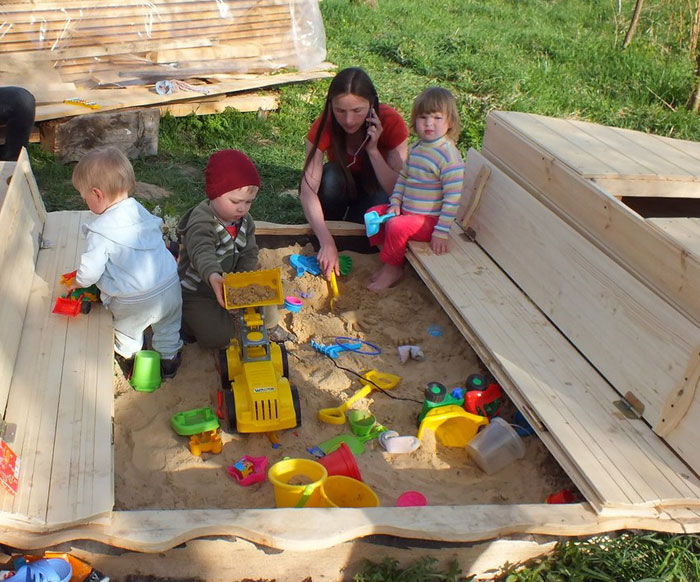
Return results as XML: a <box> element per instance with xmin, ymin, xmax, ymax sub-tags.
<box><xmin>219</xmin><ymin>268</ymin><xmax>300</xmax><ymax>434</ymax></box>
<box><xmin>189</xmin><ymin>429</ymin><xmax>223</xmax><ymax>456</ymax></box>
<box><xmin>417</xmin><ymin>405</ymin><xmax>489</xmax><ymax>447</ymax></box>
<box><xmin>318</xmin><ymin>369</ymin><xmax>400</xmax><ymax>425</ymax></box>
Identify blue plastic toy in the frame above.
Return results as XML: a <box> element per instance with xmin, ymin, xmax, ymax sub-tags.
<box><xmin>290</xmin><ymin>254</ymin><xmax>321</xmax><ymax>277</ymax></box>
<box><xmin>364</xmin><ymin>210</ymin><xmax>396</xmax><ymax>237</ymax></box>
<box><xmin>311</xmin><ymin>337</ymin><xmax>381</xmax><ymax>359</ymax></box>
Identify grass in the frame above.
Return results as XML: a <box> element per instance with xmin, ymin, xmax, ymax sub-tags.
<box><xmin>496</xmin><ymin>532</ymin><xmax>700</xmax><ymax>582</ymax></box>
<box><xmin>24</xmin><ymin>0</ymin><xmax>700</xmax><ymax>578</ymax></box>
<box><xmin>351</xmin><ymin>533</ymin><xmax>700</xmax><ymax>581</ymax></box>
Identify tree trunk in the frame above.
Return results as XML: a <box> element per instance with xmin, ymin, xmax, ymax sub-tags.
<box><xmin>690</xmin><ymin>50</ymin><xmax>700</xmax><ymax>112</ymax></box>
<box><xmin>623</xmin><ymin>0</ymin><xmax>645</xmax><ymax>49</ymax></box>
<box><xmin>691</xmin><ymin>0</ymin><xmax>700</xmax><ymax>57</ymax></box>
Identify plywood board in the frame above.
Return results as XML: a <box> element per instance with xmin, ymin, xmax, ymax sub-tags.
<box><xmin>482</xmin><ymin>110</ymin><xmax>700</xmax><ymax>329</ymax></box>
<box><xmin>0</xmin><ymin>210</ymin><xmax>113</xmax><ymax>529</ymax></box>
<box><xmin>405</xmin><ymin>230</ymin><xmax>700</xmax><ymax>511</ymax></box>
<box><xmin>0</xmin><ymin>152</ymin><xmax>46</xmax><ymax>416</ymax></box>
<box><xmin>34</xmin><ymin>67</ymin><xmax>334</xmax><ymax>122</ymax></box>
<box><xmin>0</xmin><ymin>503</ymin><xmax>695</xmax><ymax>553</ymax></box>
<box><xmin>647</xmin><ymin>217</ymin><xmax>700</xmax><ymax>257</ymax></box>
<box><xmin>460</xmin><ymin>149</ymin><xmax>700</xmax><ymax>474</ymax></box>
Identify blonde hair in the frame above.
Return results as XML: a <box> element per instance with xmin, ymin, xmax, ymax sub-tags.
<box><xmin>72</xmin><ymin>146</ymin><xmax>136</xmax><ymax>200</ymax></box>
<box><xmin>410</xmin><ymin>87</ymin><xmax>460</xmax><ymax>142</ymax></box>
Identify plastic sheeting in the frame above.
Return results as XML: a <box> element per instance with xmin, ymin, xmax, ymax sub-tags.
<box><xmin>0</xmin><ymin>0</ymin><xmax>326</xmax><ymax>88</ymax></box>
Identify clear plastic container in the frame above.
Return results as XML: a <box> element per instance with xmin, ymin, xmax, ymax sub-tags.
<box><xmin>466</xmin><ymin>417</ymin><xmax>525</xmax><ymax>474</ymax></box>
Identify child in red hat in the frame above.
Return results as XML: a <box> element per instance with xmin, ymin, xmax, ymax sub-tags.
<box><xmin>177</xmin><ymin>150</ymin><xmax>288</xmax><ymax>348</ymax></box>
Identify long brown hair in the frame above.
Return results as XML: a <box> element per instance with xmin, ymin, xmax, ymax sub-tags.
<box><xmin>300</xmin><ymin>67</ymin><xmax>379</xmax><ymax>200</ymax></box>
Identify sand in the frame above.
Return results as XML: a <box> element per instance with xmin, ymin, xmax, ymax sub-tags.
<box><xmin>113</xmin><ymin>244</ymin><xmax>574</xmax><ymax>510</ymax></box>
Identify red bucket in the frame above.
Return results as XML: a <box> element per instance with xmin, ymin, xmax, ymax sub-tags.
<box><xmin>317</xmin><ymin>442</ymin><xmax>362</xmax><ymax>481</ymax></box>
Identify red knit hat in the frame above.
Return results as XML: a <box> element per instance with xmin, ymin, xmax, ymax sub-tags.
<box><xmin>205</xmin><ymin>149</ymin><xmax>260</xmax><ymax>200</ymax></box>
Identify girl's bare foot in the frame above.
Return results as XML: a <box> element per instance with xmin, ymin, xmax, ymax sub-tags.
<box><xmin>368</xmin><ymin>264</ymin><xmax>403</xmax><ymax>291</ymax></box>
<box><xmin>371</xmin><ymin>267</ymin><xmax>383</xmax><ymax>282</ymax></box>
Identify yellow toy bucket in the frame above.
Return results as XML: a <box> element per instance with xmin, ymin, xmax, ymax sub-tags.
<box><xmin>222</xmin><ymin>268</ymin><xmax>284</xmax><ymax>310</ymax></box>
<box><xmin>268</xmin><ymin>458</ymin><xmax>327</xmax><ymax>508</ymax></box>
<box><xmin>320</xmin><ymin>475</ymin><xmax>380</xmax><ymax>508</ymax></box>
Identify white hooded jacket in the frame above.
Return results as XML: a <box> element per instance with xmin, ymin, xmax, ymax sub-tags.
<box><xmin>76</xmin><ymin>197</ymin><xmax>178</xmax><ymax>304</ymax></box>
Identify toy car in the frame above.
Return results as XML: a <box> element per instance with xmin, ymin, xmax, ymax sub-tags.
<box><xmin>217</xmin><ymin>268</ymin><xmax>301</xmax><ymax>434</ymax></box>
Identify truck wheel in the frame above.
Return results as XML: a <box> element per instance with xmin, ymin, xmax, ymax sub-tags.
<box><xmin>291</xmin><ymin>384</ymin><xmax>301</xmax><ymax>428</ymax></box>
<box><xmin>218</xmin><ymin>349</ymin><xmax>230</xmax><ymax>390</ymax></box>
<box><xmin>222</xmin><ymin>389</ymin><xmax>238</xmax><ymax>434</ymax></box>
<box><xmin>80</xmin><ymin>301</ymin><xmax>92</xmax><ymax>314</ymax></box>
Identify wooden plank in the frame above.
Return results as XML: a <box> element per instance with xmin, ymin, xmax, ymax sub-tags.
<box><xmin>406</xmin><ymin>231</ymin><xmax>700</xmax><ymax>510</ymax></box>
<box><xmin>593</xmin><ymin>176</ymin><xmax>700</xmax><ymax>198</ymax></box>
<box><xmin>406</xmin><ymin>249</ymin><xmax>606</xmax><ymax>512</ymax></box>
<box><xmin>482</xmin><ymin>110</ymin><xmax>700</xmax><ymax>330</ymax></box>
<box><xmin>647</xmin><ymin>217</ymin><xmax>700</xmax><ymax>257</ymax></box>
<box><xmin>34</xmin><ymin>67</ymin><xmax>334</xmax><ymax>122</ymax></box>
<box><xmin>0</xmin><ymin>211</ymin><xmax>75</xmax><ymax>521</ymax></box>
<box><xmin>0</xmin><ymin>210</ymin><xmax>113</xmax><ymax>528</ymax></box>
<box><xmin>0</xmin><ymin>152</ymin><xmax>45</xmax><ymax>416</ymax></box>
<box><xmin>159</xmin><ymin>93</ymin><xmax>278</xmax><ymax>117</ymax></box>
<box><xmin>0</xmin><ymin>0</ymin><xmax>284</xmax><ymax>15</ymax></box>
<box><xmin>254</xmin><ymin>220</ymin><xmax>365</xmax><ymax>237</ymax></box>
<box><xmin>564</xmin><ymin>118</ymin><xmax>693</xmax><ymax>180</ymax></box>
<box><xmin>0</xmin><ymin>504</ymin><xmax>695</xmax><ymax>551</ymax></box>
<box><xmin>2</xmin><ymin>18</ymin><xmax>294</xmax><ymax>53</ymax></box>
<box><xmin>45</xmin><ymin>212</ymin><xmax>113</xmax><ymax>527</ymax></box>
<box><xmin>460</xmin><ymin>149</ymin><xmax>700</xmax><ymax>464</ymax></box>
<box><xmin>1</xmin><ymin>4</ymin><xmax>290</xmax><ymax>33</ymax></box>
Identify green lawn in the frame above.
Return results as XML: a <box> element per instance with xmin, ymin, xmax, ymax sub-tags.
<box><xmin>27</xmin><ymin>1</ymin><xmax>700</xmax><ymax>579</ymax></box>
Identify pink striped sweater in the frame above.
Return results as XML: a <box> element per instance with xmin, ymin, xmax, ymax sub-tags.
<box><xmin>389</xmin><ymin>136</ymin><xmax>464</xmax><ymax>238</ymax></box>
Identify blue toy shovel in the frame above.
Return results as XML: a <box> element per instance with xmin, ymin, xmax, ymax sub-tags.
<box><xmin>364</xmin><ymin>211</ymin><xmax>395</xmax><ymax>237</ymax></box>
<box><xmin>289</xmin><ymin>254</ymin><xmax>321</xmax><ymax>278</ymax></box>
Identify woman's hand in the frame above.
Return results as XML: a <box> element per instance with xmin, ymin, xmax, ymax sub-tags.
<box><xmin>430</xmin><ymin>235</ymin><xmax>449</xmax><ymax>256</ymax></box>
<box><xmin>317</xmin><ymin>240</ymin><xmax>340</xmax><ymax>279</ymax></box>
<box><xmin>365</xmin><ymin>107</ymin><xmax>382</xmax><ymax>154</ymax></box>
<box><xmin>209</xmin><ymin>273</ymin><xmax>226</xmax><ymax>308</ymax></box>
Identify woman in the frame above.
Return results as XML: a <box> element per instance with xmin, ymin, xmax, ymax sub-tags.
<box><xmin>0</xmin><ymin>87</ymin><xmax>36</xmax><ymax>161</ymax></box>
<box><xmin>299</xmin><ymin>67</ymin><xmax>409</xmax><ymax>277</ymax></box>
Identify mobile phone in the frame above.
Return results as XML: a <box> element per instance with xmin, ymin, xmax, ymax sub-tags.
<box><xmin>365</xmin><ymin>108</ymin><xmax>373</xmax><ymax>133</ymax></box>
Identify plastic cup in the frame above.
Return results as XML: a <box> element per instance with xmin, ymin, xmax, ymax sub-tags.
<box><xmin>267</xmin><ymin>458</ymin><xmax>327</xmax><ymax>508</ymax></box>
<box><xmin>466</xmin><ymin>417</ymin><xmax>526</xmax><ymax>474</ymax></box>
<box><xmin>347</xmin><ymin>409</ymin><xmax>376</xmax><ymax>438</ymax></box>
<box><xmin>129</xmin><ymin>350</ymin><xmax>161</xmax><ymax>392</ymax></box>
<box><xmin>284</xmin><ymin>296</ymin><xmax>303</xmax><ymax>313</ymax></box>
<box><xmin>317</xmin><ymin>442</ymin><xmax>363</xmax><ymax>481</ymax></box>
<box><xmin>320</xmin><ymin>475</ymin><xmax>379</xmax><ymax>508</ymax></box>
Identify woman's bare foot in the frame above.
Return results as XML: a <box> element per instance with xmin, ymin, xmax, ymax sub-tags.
<box><xmin>368</xmin><ymin>264</ymin><xmax>403</xmax><ymax>291</ymax></box>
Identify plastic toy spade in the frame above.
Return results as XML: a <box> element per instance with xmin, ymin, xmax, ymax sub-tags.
<box><xmin>290</xmin><ymin>254</ymin><xmax>321</xmax><ymax>278</ymax></box>
<box><xmin>329</xmin><ymin>271</ymin><xmax>339</xmax><ymax>310</ymax></box>
<box><xmin>290</xmin><ymin>253</ymin><xmax>352</xmax><ymax>277</ymax></box>
<box><xmin>364</xmin><ymin>211</ymin><xmax>395</xmax><ymax>237</ymax></box>
<box><xmin>318</xmin><ymin>369</ymin><xmax>401</xmax><ymax>425</ymax></box>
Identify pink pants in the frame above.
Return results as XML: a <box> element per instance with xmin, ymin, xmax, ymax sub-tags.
<box><xmin>368</xmin><ymin>204</ymin><xmax>439</xmax><ymax>267</ymax></box>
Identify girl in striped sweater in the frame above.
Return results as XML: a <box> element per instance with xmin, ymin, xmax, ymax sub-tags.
<box><xmin>367</xmin><ymin>87</ymin><xmax>465</xmax><ymax>291</ymax></box>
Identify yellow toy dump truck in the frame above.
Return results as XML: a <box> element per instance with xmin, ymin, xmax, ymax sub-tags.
<box><xmin>218</xmin><ymin>268</ymin><xmax>300</xmax><ymax>434</ymax></box>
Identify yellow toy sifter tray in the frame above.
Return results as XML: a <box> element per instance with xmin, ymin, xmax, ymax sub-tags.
<box><xmin>222</xmin><ymin>268</ymin><xmax>284</xmax><ymax>310</ymax></box>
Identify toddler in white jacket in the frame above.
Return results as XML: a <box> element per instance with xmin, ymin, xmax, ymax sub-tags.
<box><xmin>72</xmin><ymin>147</ymin><xmax>183</xmax><ymax>378</ymax></box>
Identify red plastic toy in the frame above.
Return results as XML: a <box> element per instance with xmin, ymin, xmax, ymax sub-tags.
<box><xmin>464</xmin><ymin>382</ymin><xmax>503</xmax><ymax>418</ymax></box>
